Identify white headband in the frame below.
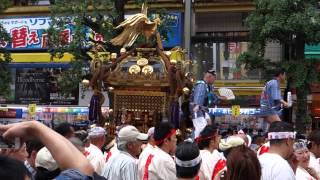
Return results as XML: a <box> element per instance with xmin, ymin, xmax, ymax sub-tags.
<box><xmin>294</xmin><ymin>140</ymin><xmax>308</xmax><ymax>151</ymax></box>
<box><xmin>268</xmin><ymin>132</ymin><xmax>296</xmax><ymax>140</ymax></box>
<box><xmin>175</xmin><ymin>155</ymin><xmax>202</xmax><ymax>167</ymax></box>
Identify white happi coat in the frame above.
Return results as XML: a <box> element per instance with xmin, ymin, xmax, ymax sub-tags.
<box><xmin>85</xmin><ymin>144</ymin><xmax>106</xmax><ymax>175</ymax></box>
<box><xmin>138</xmin><ymin>143</ymin><xmax>155</xmax><ymax>180</ymax></box>
<box><xmin>309</xmin><ymin>152</ymin><xmax>320</xmax><ymax>177</ymax></box>
<box><xmin>148</xmin><ymin>146</ymin><xmax>176</xmax><ymax>180</ymax></box>
<box><xmin>296</xmin><ymin>166</ymin><xmax>316</xmax><ymax>180</ymax></box>
<box><xmin>259</xmin><ymin>153</ymin><xmax>295</xmax><ymax>180</ymax></box>
<box><xmin>198</xmin><ymin>149</ymin><xmax>226</xmax><ymax>180</ymax></box>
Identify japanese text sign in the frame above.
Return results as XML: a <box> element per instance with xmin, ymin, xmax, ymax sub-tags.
<box><xmin>0</xmin><ymin>17</ymin><xmax>103</xmax><ymax>50</ymax></box>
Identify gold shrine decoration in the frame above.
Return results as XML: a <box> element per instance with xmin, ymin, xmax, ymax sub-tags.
<box><xmin>113</xmin><ymin>90</ymin><xmax>167</xmax><ymax>114</ymax></box>
<box><xmin>142</xmin><ymin>65</ymin><xmax>153</xmax><ymax>75</ymax></box>
<box><xmin>137</xmin><ymin>58</ymin><xmax>149</xmax><ymax>66</ymax></box>
<box><xmin>110</xmin><ymin>3</ymin><xmax>161</xmax><ymax>47</ymax></box>
<box><xmin>129</xmin><ymin>65</ymin><xmax>141</xmax><ymax>74</ymax></box>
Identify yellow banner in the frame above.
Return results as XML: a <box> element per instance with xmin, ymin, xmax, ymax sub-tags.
<box><xmin>28</xmin><ymin>104</ymin><xmax>36</xmax><ymax>116</ymax></box>
<box><xmin>0</xmin><ymin>52</ymin><xmax>107</xmax><ymax>63</ymax></box>
<box><xmin>231</xmin><ymin>105</ymin><xmax>240</xmax><ymax>117</ymax></box>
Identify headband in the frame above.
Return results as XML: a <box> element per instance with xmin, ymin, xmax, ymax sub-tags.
<box><xmin>268</xmin><ymin>132</ymin><xmax>296</xmax><ymax>140</ymax></box>
<box><xmin>155</xmin><ymin>129</ymin><xmax>176</xmax><ymax>145</ymax></box>
<box><xmin>175</xmin><ymin>154</ymin><xmax>202</xmax><ymax>167</ymax></box>
<box><xmin>206</xmin><ymin>70</ymin><xmax>216</xmax><ymax>76</ymax></box>
<box><xmin>293</xmin><ymin>140</ymin><xmax>308</xmax><ymax>151</ymax></box>
<box><xmin>195</xmin><ymin>134</ymin><xmax>216</xmax><ymax>144</ymax></box>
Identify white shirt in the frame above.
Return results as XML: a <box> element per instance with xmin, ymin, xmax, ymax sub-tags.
<box><xmin>102</xmin><ymin>151</ymin><xmax>138</xmax><ymax>180</ymax></box>
<box><xmin>198</xmin><ymin>149</ymin><xmax>225</xmax><ymax>180</ymax></box>
<box><xmin>309</xmin><ymin>152</ymin><xmax>320</xmax><ymax>176</ymax></box>
<box><xmin>138</xmin><ymin>143</ymin><xmax>155</xmax><ymax>180</ymax></box>
<box><xmin>148</xmin><ymin>146</ymin><xmax>176</xmax><ymax>180</ymax></box>
<box><xmin>104</xmin><ymin>145</ymin><xmax>120</xmax><ymax>162</ymax></box>
<box><xmin>296</xmin><ymin>166</ymin><xmax>316</xmax><ymax>180</ymax></box>
<box><xmin>85</xmin><ymin>144</ymin><xmax>106</xmax><ymax>175</ymax></box>
<box><xmin>259</xmin><ymin>153</ymin><xmax>295</xmax><ymax>180</ymax></box>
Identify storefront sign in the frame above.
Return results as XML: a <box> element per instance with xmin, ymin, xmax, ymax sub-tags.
<box><xmin>161</xmin><ymin>12</ymin><xmax>182</xmax><ymax>48</ymax></box>
<box><xmin>0</xmin><ymin>17</ymin><xmax>51</xmax><ymax>49</ymax></box>
<box><xmin>209</xmin><ymin>107</ymin><xmax>261</xmax><ymax>117</ymax></box>
<box><xmin>14</xmin><ymin>68</ymin><xmax>79</xmax><ymax>105</ymax></box>
<box><xmin>0</xmin><ymin>17</ymin><xmax>101</xmax><ymax>50</ymax></box>
<box><xmin>0</xmin><ymin>108</ymin><xmax>23</xmax><ymax>118</ymax></box>
<box><xmin>0</xmin><ymin>13</ymin><xmax>182</xmax><ymax>49</ymax></box>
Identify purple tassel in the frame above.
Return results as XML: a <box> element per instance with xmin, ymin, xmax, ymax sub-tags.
<box><xmin>89</xmin><ymin>95</ymin><xmax>99</xmax><ymax>121</ymax></box>
<box><xmin>170</xmin><ymin>101</ymin><xmax>180</xmax><ymax>128</ymax></box>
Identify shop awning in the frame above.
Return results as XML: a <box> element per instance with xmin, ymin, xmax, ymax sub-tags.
<box><xmin>0</xmin><ymin>52</ymin><xmax>105</xmax><ymax>63</ymax></box>
<box><xmin>305</xmin><ymin>44</ymin><xmax>320</xmax><ymax>59</ymax></box>
<box><xmin>8</xmin><ymin>63</ymin><xmax>70</xmax><ymax>68</ymax></box>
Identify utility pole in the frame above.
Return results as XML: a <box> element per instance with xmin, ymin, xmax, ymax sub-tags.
<box><xmin>184</xmin><ymin>0</ymin><xmax>194</xmax><ymax>60</ymax></box>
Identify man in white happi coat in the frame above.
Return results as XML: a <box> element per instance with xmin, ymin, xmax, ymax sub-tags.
<box><xmin>196</xmin><ymin>125</ymin><xmax>225</xmax><ymax>180</ymax></box>
<box><xmin>147</xmin><ymin>122</ymin><xmax>177</xmax><ymax>180</ymax></box>
<box><xmin>138</xmin><ymin>127</ymin><xmax>155</xmax><ymax>180</ymax></box>
<box><xmin>85</xmin><ymin>127</ymin><xmax>106</xmax><ymax>175</ymax></box>
<box><xmin>258</xmin><ymin>121</ymin><xmax>295</xmax><ymax>180</ymax></box>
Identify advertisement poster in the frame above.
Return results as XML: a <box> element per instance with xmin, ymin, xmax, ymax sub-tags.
<box><xmin>14</xmin><ymin>68</ymin><xmax>79</xmax><ymax>105</ymax></box>
<box><xmin>0</xmin><ymin>14</ymin><xmax>182</xmax><ymax>49</ymax></box>
<box><xmin>0</xmin><ymin>17</ymin><xmax>51</xmax><ymax>49</ymax></box>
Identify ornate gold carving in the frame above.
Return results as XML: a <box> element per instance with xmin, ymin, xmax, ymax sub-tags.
<box><xmin>142</xmin><ymin>65</ymin><xmax>153</xmax><ymax>75</ymax></box>
<box><xmin>129</xmin><ymin>65</ymin><xmax>141</xmax><ymax>74</ymax></box>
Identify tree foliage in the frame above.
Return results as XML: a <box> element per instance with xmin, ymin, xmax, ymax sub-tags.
<box><xmin>238</xmin><ymin>0</ymin><xmax>320</xmax><ymax>132</ymax></box>
<box><xmin>0</xmin><ymin>0</ymin><xmax>13</xmax><ymax>96</ymax></box>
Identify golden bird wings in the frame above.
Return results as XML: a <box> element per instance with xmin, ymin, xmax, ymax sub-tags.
<box><xmin>110</xmin><ymin>13</ymin><xmax>158</xmax><ymax>47</ymax></box>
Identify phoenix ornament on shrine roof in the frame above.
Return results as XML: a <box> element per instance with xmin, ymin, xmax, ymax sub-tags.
<box><xmin>110</xmin><ymin>3</ymin><xmax>161</xmax><ymax>47</ymax></box>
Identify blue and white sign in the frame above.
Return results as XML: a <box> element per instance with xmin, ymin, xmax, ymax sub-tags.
<box><xmin>0</xmin><ymin>17</ymin><xmax>51</xmax><ymax>49</ymax></box>
<box><xmin>209</xmin><ymin>108</ymin><xmax>261</xmax><ymax>117</ymax></box>
<box><xmin>161</xmin><ymin>12</ymin><xmax>182</xmax><ymax>48</ymax></box>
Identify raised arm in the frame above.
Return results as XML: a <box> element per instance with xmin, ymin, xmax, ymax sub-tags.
<box><xmin>0</xmin><ymin>121</ymin><xmax>94</xmax><ymax>176</ymax></box>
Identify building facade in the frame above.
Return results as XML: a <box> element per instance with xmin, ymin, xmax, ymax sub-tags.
<box><xmin>4</xmin><ymin>0</ymin><xmax>317</xmax><ymax>128</ymax></box>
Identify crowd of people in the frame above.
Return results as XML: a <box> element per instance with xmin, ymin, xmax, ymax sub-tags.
<box><xmin>0</xmin><ymin>119</ymin><xmax>320</xmax><ymax>180</ymax></box>
<box><xmin>0</xmin><ymin>67</ymin><xmax>314</xmax><ymax>179</ymax></box>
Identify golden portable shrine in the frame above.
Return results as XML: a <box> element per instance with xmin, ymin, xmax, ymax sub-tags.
<box><xmin>87</xmin><ymin>4</ymin><xmax>193</xmax><ymax>134</ymax></box>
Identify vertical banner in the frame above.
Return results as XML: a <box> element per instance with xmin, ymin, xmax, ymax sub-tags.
<box><xmin>28</xmin><ymin>104</ymin><xmax>36</xmax><ymax>116</ymax></box>
<box><xmin>231</xmin><ymin>105</ymin><xmax>241</xmax><ymax>117</ymax></box>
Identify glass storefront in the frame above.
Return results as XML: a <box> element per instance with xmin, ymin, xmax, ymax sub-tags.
<box><xmin>191</xmin><ymin>39</ymin><xmax>261</xmax><ymax>81</ymax></box>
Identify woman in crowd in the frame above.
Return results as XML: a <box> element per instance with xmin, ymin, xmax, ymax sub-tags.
<box><xmin>294</xmin><ymin>140</ymin><xmax>320</xmax><ymax>180</ymax></box>
<box><xmin>225</xmin><ymin>145</ymin><xmax>261</xmax><ymax>180</ymax></box>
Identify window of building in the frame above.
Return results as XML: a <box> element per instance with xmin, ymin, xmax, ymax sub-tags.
<box><xmin>191</xmin><ymin>32</ymin><xmax>260</xmax><ymax>80</ymax></box>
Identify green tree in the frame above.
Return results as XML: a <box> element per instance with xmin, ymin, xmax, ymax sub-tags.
<box><xmin>0</xmin><ymin>0</ymin><xmax>13</xmax><ymax>97</ymax></box>
<box><xmin>238</xmin><ymin>0</ymin><xmax>320</xmax><ymax>133</ymax></box>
